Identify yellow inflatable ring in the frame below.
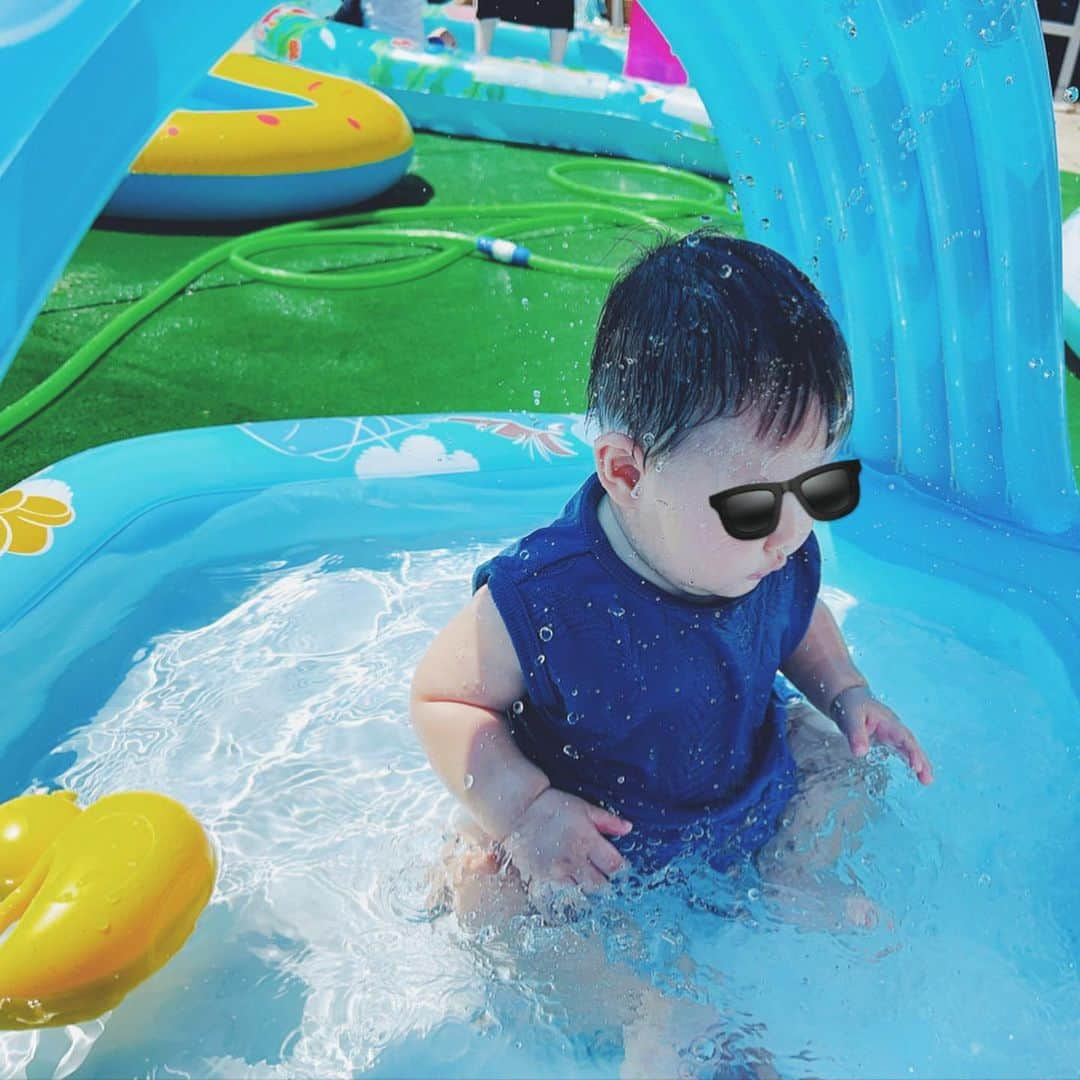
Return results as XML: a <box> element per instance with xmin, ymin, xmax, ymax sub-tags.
<box><xmin>105</xmin><ymin>53</ymin><xmax>414</xmax><ymax>221</ymax></box>
<box><xmin>0</xmin><ymin>790</ymin><xmax>216</xmax><ymax>1029</ymax></box>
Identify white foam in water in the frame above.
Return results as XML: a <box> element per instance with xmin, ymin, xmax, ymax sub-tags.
<box><xmin>4</xmin><ymin>539</ymin><xmax>1077</xmax><ymax>1078</ymax></box>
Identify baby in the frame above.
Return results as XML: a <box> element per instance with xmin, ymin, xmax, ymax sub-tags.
<box><xmin>410</xmin><ymin>230</ymin><xmax>935</xmax><ymax>1075</ymax></box>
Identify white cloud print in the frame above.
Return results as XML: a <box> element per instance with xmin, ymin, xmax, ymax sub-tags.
<box><xmin>354</xmin><ymin>435</ymin><xmax>479</xmax><ymax>478</ymax></box>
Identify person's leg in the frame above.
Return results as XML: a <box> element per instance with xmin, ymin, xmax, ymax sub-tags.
<box><xmin>425</xmin><ymin>808</ymin><xmax>769</xmax><ymax>1077</ymax></box>
<box><xmin>755</xmin><ymin>701</ymin><xmax>890</xmax><ymax>930</ymax></box>
<box><xmin>475</xmin><ymin>17</ymin><xmax>497</xmax><ymax>55</ymax></box>
<box><xmin>548</xmin><ymin>27</ymin><xmax>569</xmax><ymax>63</ymax></box>
<box><xmin>331</xmin><ymin>0</ymin><xmax>364</xmax><ymax>27</ymax></box>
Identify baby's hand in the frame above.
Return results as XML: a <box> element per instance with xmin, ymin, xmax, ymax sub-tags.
<box><xmin>496</xmin><ymin>787</ymin><xmax>633</xmax><ymax>917</ymax></box>
<box><xmin>831</xmin><ymin>685</ymin><xmax>934</xmax><ymax>785</ymax></box>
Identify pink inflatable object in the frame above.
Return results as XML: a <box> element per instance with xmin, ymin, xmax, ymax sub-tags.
<box><xmin>623</xmin><ymin>2</ymin><xmax>687</xmax><ymax>86</ymax></box>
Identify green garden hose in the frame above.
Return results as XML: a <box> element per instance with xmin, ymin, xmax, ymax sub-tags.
<box><xmin>0</xmin><ymin>160</ymin><xmax>736</xmax><ymax>441</ymax></box>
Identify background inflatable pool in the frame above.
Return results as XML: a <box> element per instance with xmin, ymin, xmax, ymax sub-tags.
<box><xmin>105</xmin><ymin>53</ymin><xmax>414</xmax><ymax>221</ymax></box>
<box><xmin>424</xmin><ymin>2</ymin><xmax>627</xmax><ymax>73</ymax></box>
<box><xmin>253</xmin><ymin>5</ymin><xmax>727</xmax><ymax>178</ymax></box>
<box><xmin>303</xmin><ymin>0</ymin><xmax>628</xmax><ymax>72</ymax></box>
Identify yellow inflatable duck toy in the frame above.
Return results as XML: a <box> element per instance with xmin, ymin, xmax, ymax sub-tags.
<box><xmin>0</xmin><ymin>790</ymin><xmax>216</xmax><ymax>1029</ymax></box>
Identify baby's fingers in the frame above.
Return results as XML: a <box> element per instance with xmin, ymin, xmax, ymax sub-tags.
<box><xmin>585</xmin><ymin>802</ymin><xmax>633</xmax><ymax>837</ymax></box>
<box><xmin>886</xmin><ymin>726</ymin><xmax>935</xmax><ymax>785</ymax></box>
<box><xmin>589</xmin><ymin>837</ymin><xmax>630</xmax><ymax>879</ymax></box>
<box><xmin>905</xmin><ymin>739</ymin><xmax>935</xmax><ymax>785</ymax></box>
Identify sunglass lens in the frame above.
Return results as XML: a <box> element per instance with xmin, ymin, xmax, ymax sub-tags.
<box><xmin>800</xmin><ymin>466</ymin><xmax>858</xmax><ymax>517</ymax></box>
<box><xmin>720</xmin><ymin>488</ymin><xmax>777</xmax><ymax>538</ymax></box>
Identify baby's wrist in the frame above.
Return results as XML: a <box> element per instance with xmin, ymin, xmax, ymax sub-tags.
<box><xmin>829</xmin><ymin>680</ymin><xmax>871</xmax><ymax>717</ymax></box>
<box><xmin>489</xmin><ymin>776</ymin><xmax>552</xmax><ymax>844</ymax></box>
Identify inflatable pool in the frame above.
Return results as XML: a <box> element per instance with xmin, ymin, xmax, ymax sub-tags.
<box><xmin>1</xmin><ymin>0</ymin><xmax>1078</xmax><ymax>1074</ymax></box>
<box><xmin>105</xmin><ymin>53</ymin><xmax>415</xmax><ymax>221</ymax></box>
<box><xmin>1</xmin><ymin>410</ymin><xmax>1078</xmax><ymax>1072</ymax></box>
<box><xmin>252</xmin><ymin>5</ymin><xmax>726</xmax><ymax>178</ymax></box>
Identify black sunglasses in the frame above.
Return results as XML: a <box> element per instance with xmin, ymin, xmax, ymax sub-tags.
<box><xmin>708</xmin><ymin>459</ymin><xmax>861</xmax><ymax>540</ymax></box>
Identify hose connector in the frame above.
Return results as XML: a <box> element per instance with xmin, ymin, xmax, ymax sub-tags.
<box><xmin>476</xmin><ymin>235</ymin><xmax>531</xmax><ymax>267</ymax></box>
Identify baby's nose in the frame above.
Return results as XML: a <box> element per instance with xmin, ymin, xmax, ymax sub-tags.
<box><xmin>770</xmin><ymin>492</ymin><xmax>806</xmax><ymax>546</ymax></box>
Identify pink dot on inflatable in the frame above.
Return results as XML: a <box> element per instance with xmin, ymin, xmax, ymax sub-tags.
<box><xmin>347</xmin><ymin>116</ymin><xmax>362</xmax><ymax>130</ymax></box>
<box><xmin>307</xmin><ymin>80</ymin><xmax>324</xmax><ymax>91</ymax></box>
<box><xmin>257</xmin><ymin>114</ymin><xmax>280</xmax><ymax>126</ymax></box>
<box><xmin>166</xmin><ymin>125</ymin><xmax>180</xmax><ymax>137</ymax></box>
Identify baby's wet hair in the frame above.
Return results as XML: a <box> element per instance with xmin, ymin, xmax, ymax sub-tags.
<box><xmin>585</xmin><ymin>229</ymin><xmax>854</xmax><ymax>469</ymax></box>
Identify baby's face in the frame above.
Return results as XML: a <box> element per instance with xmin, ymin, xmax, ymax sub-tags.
<box><xmin>597</xmin><ymin>407</ymin><xmax>833</xmax><ymax>600</ymax></box>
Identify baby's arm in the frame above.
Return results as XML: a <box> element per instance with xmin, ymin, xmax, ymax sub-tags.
<box><xmin>409</xmin><ymin>583</ymin><xmax>551</xmax><ymax>842</ymax></box>
<box><xmin>779</xmin><ymin>598</ymin><xmax>867</xmax><ymax>718</ymax></box>
<box><xmin>410</xmin><ymin>584</ymin><xmax>634</xmax><ymax>894</ymax></box>
<box><xmin>780</xmin><ymin>599</ymin><xmax>934</xmax><ymax>784</ymax></box>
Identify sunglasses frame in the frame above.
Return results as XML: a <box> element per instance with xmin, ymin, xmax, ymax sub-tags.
<box><xmin>708</xmin><ymin>458</ymin><xmax>862</xmax><ymax>540</ymax></box>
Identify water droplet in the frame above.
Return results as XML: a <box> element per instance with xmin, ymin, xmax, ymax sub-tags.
<box><xmin>1067</xmin><ymin>86</ymin><xmax>1080</xmax><ymax>104</ymax></box>
<box><xmin>719</xmin><ymin>264</ymin><xmax>733</xmax><ymax>279</ymax></box>
<box><xmin>563</xmin><ymin>744</ymin><xmax>580</xmax><ymax>760</ymax></box>
<box><xmin>774</xmin><ymin>187</ymin><xmax>784</xmax><ymax>201</ymax></box>
<box><xmin>512</xmin><ymin>699</ymin><xmax>525</xmax><ymax>715</ymax></box>
<box><xmin>747</xmin><ymin>887</ymin><xmax>761</xmax><ymax>901</ymax></box>
<box><xmin>539</xmin><ymin>624</ymin><xmax>553</xmax><ymax>641</ymax></box>
<box><xmin>617</xmin><ymin>774</ymin><xmax>626</xmax><ymax>784</ymax></box>
<box><xmin>840</xmin><ymin>15</ymin><xmax>857</xmax><ymax>37</ymax></box>
<box><xmin>537</xmin><ymin>653</ymin><xmax>546</xmax><ymax>664</ymax></box>
<box><xmin>609</xmin><ymin>605</ymin><xmax>626</xmax><ymax>617</ymax></box>
<box><xmin>978</xmin><ymin>872</ymin><xmax>991</xmax><ymax>886</ymax></box>
<box><xmin>686</xmin><ymin>233</ymin><xmax>700</xmax><ymax>247</ymax></box>
<box><xmin>566</xmin><ymin>711</ymin><xmax>580</xmax><ymax>726</ymax></box>
<box><xmin>760</xmin><ymin>217</ymin><xmax>772</xmax><ymax>230</ymax></box>
<box><xmin>1004</xmin><ymin>74</ymin><xmax>1014</xmax><ymax>86</ymax></box>
<box><xmin>532</xmin><ymin>389</ymin><xmax>541</xmax><ymax>407</ymax></box>
<box><xmin>521</xmin><ymin>297</ymin><xmax>530</xmax><ymax>309</ymax></box>
<box><xmin>463</xmin><ymin>773</ymin><xmax>475</xmax><ymax>789</ymax></box>
<box><xmin>700</xmin><ymin>213</ymin><xmax>712</xmax><ymax>223</ymax></box>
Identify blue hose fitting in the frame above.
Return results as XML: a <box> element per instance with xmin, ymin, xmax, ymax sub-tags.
<box><xmin>476</xmin><ymin>235</ymin><xmax>532</xmax><ymax>267</ymax></box>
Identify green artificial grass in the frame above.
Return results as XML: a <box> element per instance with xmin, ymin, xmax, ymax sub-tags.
<box><xmin>1</xmin><ymin>138</ymin><xmax>1078</xmax><ymax>491</ymax></box>
<box><xmin>0</xmin><ymin>135</ymin><xmax>717</xmax><ymax>490</ymax></box>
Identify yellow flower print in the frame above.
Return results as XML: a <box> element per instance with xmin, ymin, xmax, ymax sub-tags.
<box><xmin>0</xmin><ymin>479</ymin><xmax>75</xmax><ymax>557</ymax></box>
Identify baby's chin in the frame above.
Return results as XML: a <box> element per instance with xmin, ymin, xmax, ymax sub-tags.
<box><xmin>679</xmin><ymin>574</ymin><xmax>760</xmax><ymax>600</ymax></box>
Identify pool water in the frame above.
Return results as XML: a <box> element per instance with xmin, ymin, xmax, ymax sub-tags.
<box><xmin>1</xmin><ymin>478</ymin><xmax>1076</xmax><ymax>1078</ymax></box>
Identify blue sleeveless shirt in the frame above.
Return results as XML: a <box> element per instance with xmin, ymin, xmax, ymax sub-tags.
<box><xmin>471</xmin><ymin>471</ymin><xmax>820</xmax><ymax>876</ymax></box>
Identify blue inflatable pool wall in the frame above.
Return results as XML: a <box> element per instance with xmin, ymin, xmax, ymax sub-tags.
<box><xmin>0</xmin><ymin>3</ymin><xmax>1078</xmax><ymax>698</ymax></box>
